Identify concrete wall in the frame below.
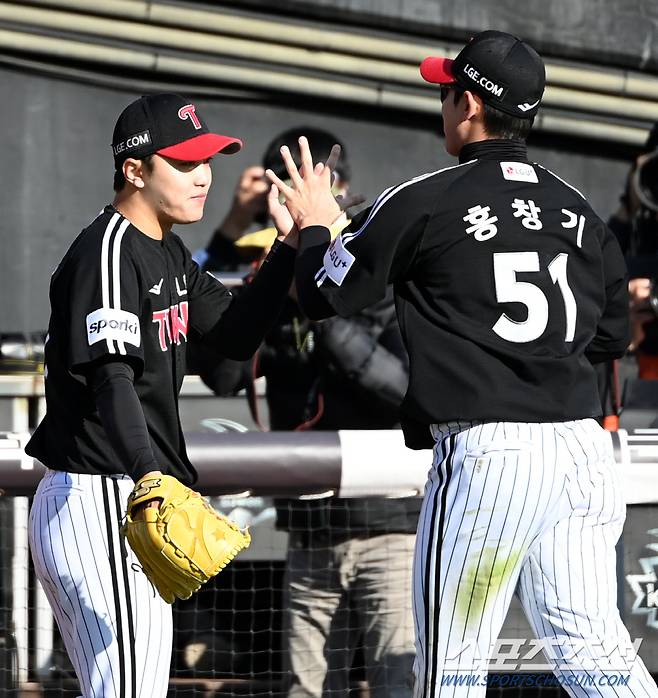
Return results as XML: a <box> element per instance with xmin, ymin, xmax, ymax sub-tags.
<box><xmin>0</xmin><ymin>65</ymin><xmax>633</xmax><ymax>333</ymax></box>
<box><xmin>230</xmin><ymin>0</ymin><xmax>658</xmax><ymax>71</ymax></box>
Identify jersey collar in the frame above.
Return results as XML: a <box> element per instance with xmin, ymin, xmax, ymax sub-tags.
<box><xmin>459</xmin><ymin>139</ymin><xmax>528</xmax><ymax>164</ymax></box>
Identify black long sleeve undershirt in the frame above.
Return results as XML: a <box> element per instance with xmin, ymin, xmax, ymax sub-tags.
<box><xmin>87</xmin><ymin>241</ymin><xmax>295</xmax><ymax>480</ymax></box>
<box><xmin>294</xmin><ymin>226</ymin><xmax>336</xmax><ymax>320</ymax></box>
<box><xmin>89</xmin><ymin>360</ymin><xmax>159</xmax><ymax>482</ymax></box>
<box><xmin>203</xmin><ymin>239</ymin><xmax>297</xmax><ymax>359</ymax></box>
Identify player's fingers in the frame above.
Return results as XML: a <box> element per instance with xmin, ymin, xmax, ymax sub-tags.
<box><xmin>298</xmin><ymin>136</ymin><xmax>315</xmax><ymax>178</ymax></box>
<box><xmin>265</xmin><ymin>168</ymin><xmax>295</xmax><ymax>199</ymax></box>
<box><xmin>268</xmin><ymin>183</ymin><xmax>280</xmax><ymax>207</ymax></box>
<box><xmin>268</xmin><ymin>184</ymin><xmax>294</xmax><ymax>235</ymax></box>
<box><xmin>324</xmin><ymin>144</ymin><xmax>341</xmax><ymax>177</ymax></box>
<box><xmin>279</xmin><ymin>146</ymin><xmax>304</xmax><ymax>189</ymax></box>
<box><xmin>336</xmin><ymin>193</ymin><xmax>366</xmax><ymax>211</ymax></box>
<box><xmin>312</xmin><ymin>161</ymin><xmax>335</xmax><ymax>183</ymax></box>
<box><xmin>268</xmin><ymin>183</ymin><xmax>290</xmax><ymax>212</ymax></box>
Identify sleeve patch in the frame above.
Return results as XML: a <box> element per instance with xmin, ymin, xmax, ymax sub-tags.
<box><xmin>86</xmin><ymin>308</ymin><xmax>141</xmax><ymax>347</ymax></box>
<box><xmin>322</xmin><ymin>235</ymin><xmax>355</xmax><ymax>287</ymax></box>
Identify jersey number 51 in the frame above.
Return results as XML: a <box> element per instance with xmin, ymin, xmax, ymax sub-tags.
<box><xmin>492</xmin><ymin>251</ymin><xmax>576</xmax><ymax>344</ymax></box>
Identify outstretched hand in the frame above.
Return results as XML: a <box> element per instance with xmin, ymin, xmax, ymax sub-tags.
<box><xmin>268</xmin><ymin>183</ymin><xmax>299</xmax><ymax>249</ymax></box>
<box><xmin>265</xmin><ymin>137</ymin><xmax>364</xmax><ymax>232</ymax></box>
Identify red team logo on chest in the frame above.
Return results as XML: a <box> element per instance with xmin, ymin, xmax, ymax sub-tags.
<box><xmin>152</xmin><ymin>302</ymin><xmax>189</xmax><ymax>351</ymax></box>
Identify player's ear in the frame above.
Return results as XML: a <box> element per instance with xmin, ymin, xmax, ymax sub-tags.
<box><xmin>463</xmin><ymin>91</ymin><xmax>483</xmax><ymax>121</ymax></box>
<box><xmin>123</xmin><ymin>158</ymin><xmax>146</xmax><ymax>189</ymax></box>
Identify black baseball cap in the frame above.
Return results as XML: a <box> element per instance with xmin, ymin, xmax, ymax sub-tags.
<box><xmin>111</xmin><ymin>93</ymin><xmax>242</xmax><ymax>168</ymax></box>
<box><xmin>420</xmin><ymin>30</ymin><xmax>545</xmax><ymax>118</ymax></box>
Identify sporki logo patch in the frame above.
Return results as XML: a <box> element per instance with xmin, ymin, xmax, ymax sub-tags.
<box><xmin>86</xmin><ymin>308</ymin><xmax>141</xmax><ymax>347</ymax></box>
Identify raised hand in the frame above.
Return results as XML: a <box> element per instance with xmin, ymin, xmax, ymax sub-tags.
<box><xmin>266</xmin><ymin>137</ymin><xmax>344</xmax><ymax>230</ymax></box>
<box><xmin>268</xmin><ymin>183</ymin><xmax>299</xmax><ymax>249</ymax></box>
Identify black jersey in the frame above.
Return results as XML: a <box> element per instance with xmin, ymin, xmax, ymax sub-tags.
<box><xmin>27</xmin><ymin>205</ymin><xmax>247</xmax><ymax>482</ymax></box>
<box><xmin>295</xmin><ymin>140</ymin><xmax>629</xmax><ymax>448</ymax></box>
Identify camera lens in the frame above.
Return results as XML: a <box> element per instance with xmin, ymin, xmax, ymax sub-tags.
<box><xmin>634</xmin><ymin>152</ymin><xmax>658</xmax><ymax>213</ymax></box>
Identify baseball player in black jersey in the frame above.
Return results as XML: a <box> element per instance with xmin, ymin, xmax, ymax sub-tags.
<box><xmin>25</xmin><ymin>94</ymin><xmax>297</xmax><ymax>698</ymax></box>
<box><xmin>267</xmin><ymin>31</ymin><xmax>658</xmax><ymax>698</ymax></box>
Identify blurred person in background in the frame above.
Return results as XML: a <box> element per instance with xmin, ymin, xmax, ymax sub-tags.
<box><xmin>193</xmin><ymin>127</ymin><xmax>351</xmax><ymax>273</ymax></box>
<box><xmin>191</xmin><ymin>164</ymin><xmax>269</xmax><ymax>272</ymax></box>
<box><xmin>193</xmin><ymin>128</ymin><xmax>419</xmax><ymax>698</ymax></box>
<box><xmin>608</xmin><ymin>123</ymin><xmax>658</xmax><ymax>376</ymax></box>
<box><xmin>598</xmin><ymin>123</ymin><xmax>658</xmax><ymax>428</ymax></box>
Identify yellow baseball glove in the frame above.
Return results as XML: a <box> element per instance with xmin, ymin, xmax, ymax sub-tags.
<box><xmin>122</xmin><ymin>474</ymin><xmax>250</xmax><ymax>604</ymax></box>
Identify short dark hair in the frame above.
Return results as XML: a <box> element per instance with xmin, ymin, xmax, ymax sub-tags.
<box><xmin>482</xmin><ymin>102</ymin><xmax>534</xmax><ymax>141</ymax></box>
<box><xmin>113</xmin><ymin>155</ymin><xmax>155</xmax><ymax>192</ymax></box>
<box><xmin>262</xmin><ymin>126</ymin><xmax>351</xmax><ymax>183</ymax></box>
<box><xmin>450</xmin><ymin>88</ymin><xmax>465</xmax><ymax>105</ymax></box>
<box><xmin>450</xmin><ymin>89</ymin><xmax>534</xmax><ymax>141</ymax></box>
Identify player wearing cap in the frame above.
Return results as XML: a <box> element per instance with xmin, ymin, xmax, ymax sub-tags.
<box><xmin>25</xmin><ymin>93</ymin><xmax>298</xmax><ymax>698</ymax></box>
<box><xmin>267</xmin><ymin>31</ymin><xmax>658</xmax><ymax>697</ymax></box>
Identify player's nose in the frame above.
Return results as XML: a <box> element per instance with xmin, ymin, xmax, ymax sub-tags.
<box><xmin>194</xmin><ymin>161</ymin><xmax>212</xmax><ymax>187</ymax></box>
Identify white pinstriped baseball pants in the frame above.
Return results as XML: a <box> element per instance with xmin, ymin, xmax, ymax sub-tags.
<box><xmin>28</xmin><ymin>470</ymin><xmax>172</xmax><ymax>698</ymax></box>
<box><xmin>412</xmin><ymin>419</ymin><xmax>658</xmax><ymax>698</ymax></box>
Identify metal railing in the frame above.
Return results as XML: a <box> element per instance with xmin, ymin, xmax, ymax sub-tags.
<box><xmin>1</xmin><ymin>374</ymin><xmax>658</xmax><ymax>693</ymax></box>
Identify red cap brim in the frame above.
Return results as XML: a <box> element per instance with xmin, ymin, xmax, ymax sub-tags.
<box><xmin>420</xmin><ymin>57</ymin><xmax>456</xmax><ymax>85</ymax></box>
<box><xmin>157</xmin><ymin>133</ymin><xmax>242</xmax><ymax>161</ymax></box>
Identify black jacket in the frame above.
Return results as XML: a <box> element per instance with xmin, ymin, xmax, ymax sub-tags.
<box><xmin>294</xmin><ymin>140</ymin><xmax>630</xmax><ymax>448</ymax></box>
